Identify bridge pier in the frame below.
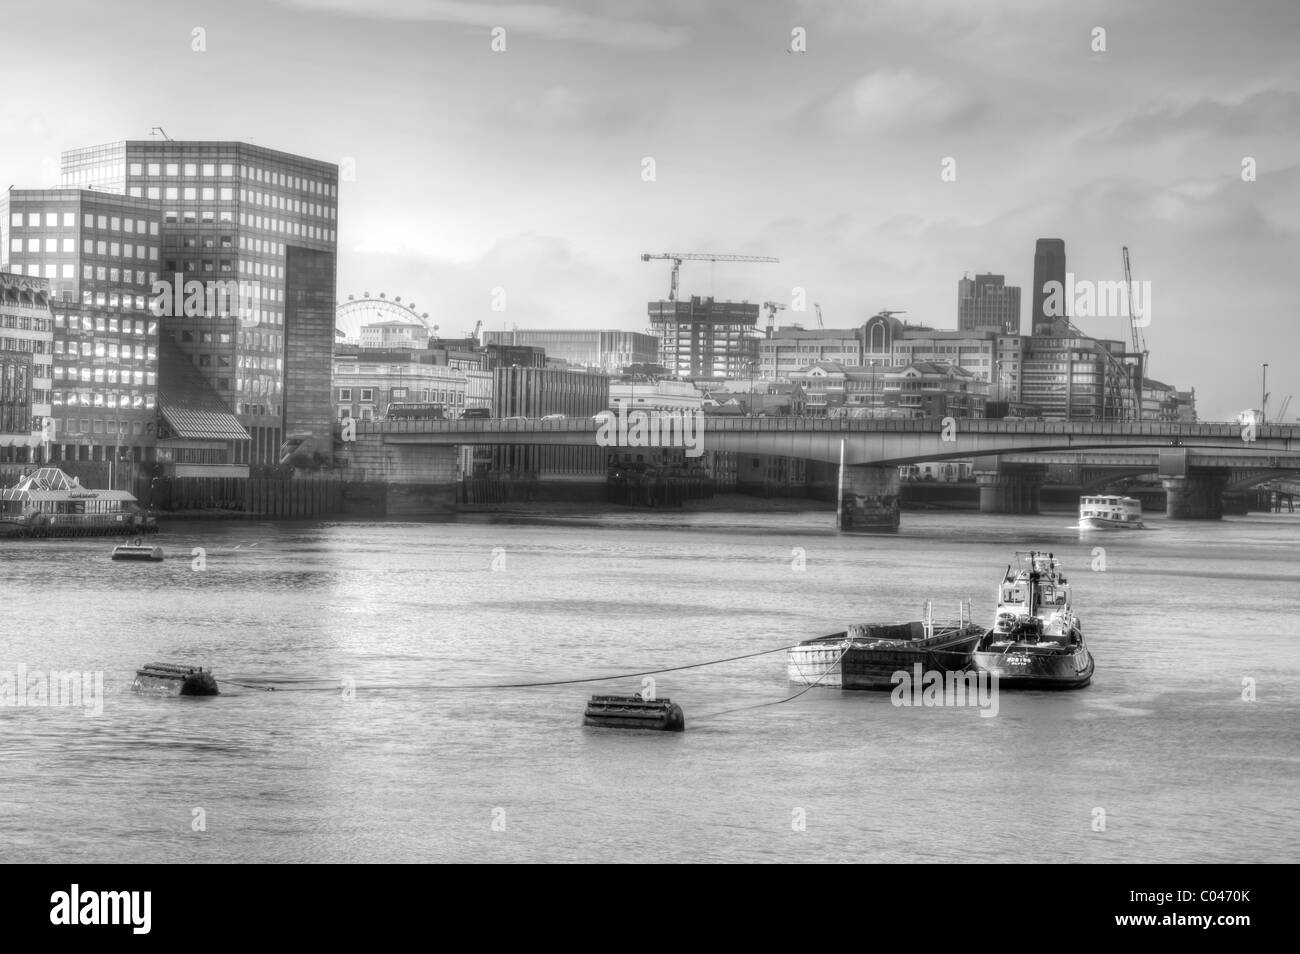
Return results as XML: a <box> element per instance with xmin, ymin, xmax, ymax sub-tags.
<box><xmin>1220</xmin><ymin>491</ymin><xmax>1250</xmax><ymax>516</ymax></box>
<box><xmin>1161</xmin><ymin>474</ymin><xmax>1228</xmax><ymax>520</ymax></box>
<box><xmin>976</xmin><ymin>466</ymin><xmax>1046</xmax><ymax>515</ymax></box>
<box><xmin>838</xmin><ymin>464</ymin><xmax>900</xmax><ymax>532</ymax></box>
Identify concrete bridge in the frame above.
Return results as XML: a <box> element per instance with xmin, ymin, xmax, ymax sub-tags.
<box><xmin>339</xmin><ymin>417</ymin><xmax>1300</xmax><ymax>531</ymax></box>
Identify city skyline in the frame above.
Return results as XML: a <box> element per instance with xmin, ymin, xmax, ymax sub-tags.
<box><xmin>2</xmin><ymin>0</ymin><xmax>1296</xmax><ymax>421</ymax></box>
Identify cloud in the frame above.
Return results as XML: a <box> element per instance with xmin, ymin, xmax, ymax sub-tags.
<box><xmin>275</xmin><ymin>0</ymin><xmax>690</xmax><ymax>50</ymax></box>
<box><xmin>1096</xmin><ymin>89</ymin><xmax>1300</xmax><ymax>144</ymax></box>
<box><xmin>822</xmin><ymin>69</ymin><xmax>989</xmax><ymax>133</ymax></box>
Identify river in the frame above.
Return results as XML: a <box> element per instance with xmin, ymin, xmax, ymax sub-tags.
<box><xmin>1</xmin><ymin>506</ymin><xmax>1296</xmax><ymax>863</ymax></box>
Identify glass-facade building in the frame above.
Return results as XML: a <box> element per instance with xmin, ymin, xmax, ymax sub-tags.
<box><xmin>61</xmin><ymin>141</ymin><xmax>338</xmax><ymax>465</ymax></box>
<box><xmin>0</xmin><ymin>189</ymin><xmax>162</xmax><ymax>462</ymax></box>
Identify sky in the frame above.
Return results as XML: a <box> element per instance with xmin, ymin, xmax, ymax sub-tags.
<box><xmin>1</xmin><ymin>0</ymin><xmax>1297</xmax><ymax>421</ymax></box>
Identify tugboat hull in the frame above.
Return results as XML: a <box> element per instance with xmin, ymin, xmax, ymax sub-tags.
<box><xmin>969</xmin><ymin>646</ymin><xmax>1094</xmax><ymax>689</ymax></box>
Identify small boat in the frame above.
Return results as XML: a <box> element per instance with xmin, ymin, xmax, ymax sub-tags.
<box><xmin>112</xmin><ymin>539</ymin><xmax>165</xmax><ymax>562</ymax></box>
<box><xmin>969</xmin><ymin>551</ymin><xmax>1094</xmax><ymax>689</ymax></box>
<box><xmin>131</xmin><ymin>663</ymin><xmax>220</xmax><ymax>696</ymax></box>
<box><xmin>788</xmin><ymin>602</ymin><xmax>985</xmax><ymax>690</ymax></box>
<box><xmin>1078</xmin><ymin>494</ymin><xmax>1145</xmax><ymax>529</ymax></box>
<box><xmin>583</xmin><ymin>694</ymin><xmax>685</xmax><ymax>731</ymax></box>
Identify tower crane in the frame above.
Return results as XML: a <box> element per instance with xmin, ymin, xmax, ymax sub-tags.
<box><xmin>641</xmin><ymin>252</ymin><xmax>779</xmax><ymax>301</ymax></box>
<box><xmin>1122</xmin><ymin>246</ymin><xmax>1148</xmax><ymax>419</ymax></box>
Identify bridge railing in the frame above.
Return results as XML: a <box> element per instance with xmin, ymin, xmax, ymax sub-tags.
<box><xmin>340</xmin><ymin>416</ymin><xmax>1278</xmax><ymax>440</ymax></box>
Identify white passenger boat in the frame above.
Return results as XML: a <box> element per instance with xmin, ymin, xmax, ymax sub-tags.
<box><xmin>1078</xmin><ymin>495</ymin><xmax>1145</xmax><ymax>529</ymax></box>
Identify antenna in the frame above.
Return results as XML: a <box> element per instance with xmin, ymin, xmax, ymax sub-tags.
<box><xmin>150</xmin><ymin>127</ymin><xmax>173</xmax><ymax>141</ymax></box>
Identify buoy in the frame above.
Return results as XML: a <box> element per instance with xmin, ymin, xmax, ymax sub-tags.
<box><xmin>583</xmin><ymin>694</ymin><xmax>685</xmax><ymax>732</ymax></box>
<box><xmin>112</xmin><ymin>540</ymin><xmax>164</xmax><ymax>562</ymax></box>
<box><xmin>131</xmin><ymin>663</ymin><xmax>219</xmax><ymax>696</ymax></box>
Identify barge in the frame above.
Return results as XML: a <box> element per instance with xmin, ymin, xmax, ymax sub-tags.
<box><xmin>583</xmin><ymin>694</ymin><xmax>685</xmax><ymax>731</ymax></box>
<box><xmin>131</xmin><ymin>663</ymin><xmax>220</xmax><ymax>696</ymax></box>
<box><xmin>788</xmin><ymin>602</ymin><xmax>984</xmax><ymax>690</ymax></box>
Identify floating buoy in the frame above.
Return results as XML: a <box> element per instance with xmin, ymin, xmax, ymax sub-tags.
<box><xmin>132</xmin><ymin>663</ymin><xmax>219</xmax><ymax>696</ymax></box>
<box><xmin>583</xmin><ymin>694</ymin><xmax>685</xmax><ymax>732</ymax></box>
<box><xmin>112</xmin><ymin>540</ymin><xmax>164</xmax><ymax>562</ymax></box>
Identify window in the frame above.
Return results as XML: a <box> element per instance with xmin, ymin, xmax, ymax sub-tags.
<box><xmin>360</xmin><ymin>388</ymin><xmax>374</xmax><ymax>401</ymax></box>
<box><xmin>339</xmin><ymin>388</ymin><xmax>352</xmax><ymax>400</ymax></box>
<box><xmin>202</xmin><ymin>163</ymin><xmax>215</xmax><ymax>176</ymax></box>
<box><xmin>220</xmin><ymin>163</ymin><xmax>234</xmax><ymax>177</ymax></box>
<box><xmin>219</xmin><ymin>187</ymin><xmax>233</xmax><ymax>201</ymax></box>
<box><xmin>147</xmin><ymin>186</ymin><xmax>161</xmax><ymax>200</ymax></box>
<box><xmin>183</xmin><ymin>187</ymin><xmax>196</xmax><ymax>200</ymax></box>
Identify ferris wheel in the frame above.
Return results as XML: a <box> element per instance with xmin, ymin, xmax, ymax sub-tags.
<box><xmin>334</xmin><ymin>293</ymin><xmax>437</xmax><ymax>346</ymax></box>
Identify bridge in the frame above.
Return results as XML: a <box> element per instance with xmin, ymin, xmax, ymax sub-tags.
<box><xmin>338</xmin><ymin>417</ymin><xmax>1300</xmax><ymax>531</ymax></box>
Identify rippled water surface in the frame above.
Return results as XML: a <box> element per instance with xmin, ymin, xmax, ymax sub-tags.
<box><xmin>1</xmin><ymin>507</ymin><xmax>1297</xmax><ymax>862</ymax></box>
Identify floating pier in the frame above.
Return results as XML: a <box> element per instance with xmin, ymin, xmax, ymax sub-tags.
<box><xmin>131</xmin><ymin>663</ymin><xmax>219</xmax><ymax>696</ymax></box>
<box><xmin>583</xmin><ymin>694</ymin><xmax>685</xmax><ymax>732</ymax></box>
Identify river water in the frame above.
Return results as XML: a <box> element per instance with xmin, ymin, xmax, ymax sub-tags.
<box><xmin>1</xmin><ymin>506</ymin><xmax>1296</xmax><ymax>863</ymax></box>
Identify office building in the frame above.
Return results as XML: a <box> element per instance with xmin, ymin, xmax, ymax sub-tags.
<box><xmin>1031</xmin><ymin>238</ymin><xmax>1068</xmax><ymax>336</ymax></box>
<box><xmin>359</xmin><ymin>320</ymin><xmax>429</xmax><ymax>351</ymax></box>
<box><xmin>0</xmin><ymin>188</ymin><xmax>163</xmax><ymax>464</ymax></box>
<box><xmin>958</xmin><ymin>272</ymin><xmax>1021</xmax><ymax>334</ymax></box>
<box><xmin>0</xmin><ymin>273</ymin><xmax>54</xmax><ymax>459</ymax></box>
<box><xmin>333</xmin><ymin>344</ymin><xmax>491</xmax><ymax>420</ymax></box>
<box><xmin>758</xmin><ymin>327</ymin><xmax>864</xmax><ymax>378</ymax></box>
<box><xmin>60</xmin><ymin>140</ymin><xmax>339</xmax><ymax>465</ymax></box>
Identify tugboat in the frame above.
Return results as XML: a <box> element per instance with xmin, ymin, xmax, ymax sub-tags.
<box><xmin>788</xmin><ymin>602</ymin><xmax>985</xmax><ymax>690</ymax></box>
<box><xmin>1078</xmin><ymin>495</ymin><xmax>1145</xmax><ymax>529</ymax></box>
<box><xmin>968</xmin><ymin>551</ymin><xmax>1094</xmax><ymax>689</ymax></box>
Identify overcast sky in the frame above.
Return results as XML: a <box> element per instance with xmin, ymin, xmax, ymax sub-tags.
<box><xmin>2</xmin><ymin>0</ymin><xmax>1297</xmax><ymax>420</ymax></box>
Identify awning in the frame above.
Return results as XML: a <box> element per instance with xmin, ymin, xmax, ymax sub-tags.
<box><xmin>158</xmin><ymin>407</ymin><xmax>250</xmax><ymax>441</ymax></box>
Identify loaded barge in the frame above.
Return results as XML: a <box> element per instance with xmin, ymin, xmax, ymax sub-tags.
<box><xmin>788</xmin><ymin>602</ymin><xmax>984</xmax><ymax>690</ymax></box>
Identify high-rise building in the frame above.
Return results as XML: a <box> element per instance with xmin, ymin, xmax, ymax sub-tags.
<box><xmin>60</xmin><ymin>140</ymin><xmax>339</xmax><ymax>465</ymax></box>
<box><xmin>0</xmin><ymin>273</ymin><xmax>54</xmax><ymax>459</ymax></box>
<box><xmin>647</xmin><ymin>296</ymin><xmax>760</xmax><ymax>378</ymax></box>
<box><xmin>0</xmin><ymin>188</ymin><xmax>163</xmax><ymax>464</ymax></box>
<box><xmin>958</xmin><ymin>272</ymin><xmax>1021</xmax><ymax>334</ymax></box>
<box><xmin>1031</xmin><ymin>239</ymin><xmax>1068</xmax><ymax>336</ymax></box>
<box><xmin>482</xmin><ymin>329</ymin><xmax>659</xmax><ymax>373</ymax></box>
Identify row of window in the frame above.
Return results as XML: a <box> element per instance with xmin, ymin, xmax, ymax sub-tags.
<box><xmin>54</xmin><ymin>315</ymin><xmax>155</xmax><ymax>334</ymax></box>
<box><xmin>54</xmin><ymin>367</ymin><xmax>155</xmax><ymax>384</ymax></box>
<box><xmin>53</xmin><ymin>342</ymin><xmax>154</xmax><ymax>361</ymax></box>
<box><xmin>337</xmin><ymin>388</ymin><xmax>467</xmax><ymax>402</ymax></box>
<box><xmin>50</xmin><ymin>417</ymin><xmax>153</xmax><ymax>436</ymax></box>
<box><xmin>0</xmin><ymin>315</ymin><xmax>52</xmax><ymax>332</ymax></box>
<box><xmin>52</xmin><ymin>393</ymin><xmax>157</xmax><ymax>409</ymax></box>
<box><xmin>9</xmin><ymin>213</ymin><xmax>159</xmax><ymax>235</ymax></box>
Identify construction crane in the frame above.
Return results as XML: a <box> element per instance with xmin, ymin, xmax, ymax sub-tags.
<box><xmin>641</xmin><ymin>252</ymin><xmax>779</xmax><ymax>301</ymax></box>
<box><xmin>762</xmin><ymin>300</ymin><xmax>787</xmax><ymax>338</ymax></box>
<box><xmin>1122</xmin><ymin>246</ymin><xmax>1148</xmax><ymax>419</ymax></box>
<box><xmin>467</xmin><ymin>319</ymin><xmax>483</xmax><ymax>343</ymax></box>
<box><xmin>814</xmin><ymin>303</ymin><xmax>824</xmax><ymax>329</ymax></box>
<box><xmin>1277</xmin><ymin>395</ymin><xmax>1293</xmax><ymax>421</ymax></box>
